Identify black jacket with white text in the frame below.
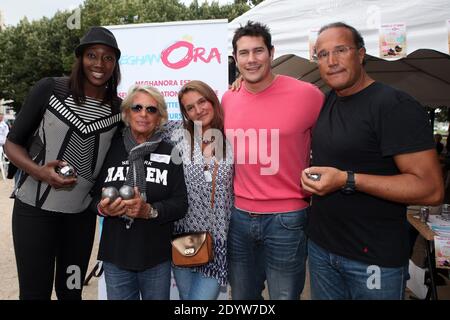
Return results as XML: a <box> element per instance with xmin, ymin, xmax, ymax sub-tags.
<box><xmin>91</xmin><ymin>133</ymin><xmax>188</xmax><ymax>271</ymax></box>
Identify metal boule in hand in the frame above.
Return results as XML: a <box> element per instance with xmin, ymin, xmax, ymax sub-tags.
<box><xmin>119</xmin><ymin>185</ymin><xmax>135</xmax><ymax>200</ymax></box>
<box><xmin>56</xmin><ymin>163</ymin><xmax>77</xmax><ymax>178</ymax></box>
<box><xmin>102</xmin><ymin>186</ymin><xmax>119</xmax><ymax>202</ymax></box>
<box><xmin>306</xmin><ymin>172</ymin><xmax>321</xmax><ymax>181</ymax></box>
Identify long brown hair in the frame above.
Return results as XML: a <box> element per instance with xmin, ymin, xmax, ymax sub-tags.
<box><xmin>178</xmin><ymin>80</ymin><xmax>226</xmax><ymax>159</ymax></box>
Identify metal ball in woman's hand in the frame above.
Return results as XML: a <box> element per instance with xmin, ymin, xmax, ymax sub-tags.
<box><xmin>119</xmin><ymin>185</ymin><xmax>135</xmax><ymax>200</ymax></box>
<box><xmin>55</xmin><ymin>164</ymin><xmax>77</xmax><ymax>178</ymax></box>
<box><xmin>102</xmin><ymin>186</ymin><xmax>119</xmax><ymax>202</ymax></box>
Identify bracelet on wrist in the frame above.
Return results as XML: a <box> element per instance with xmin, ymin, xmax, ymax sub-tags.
<box><xmin>97</xmin><ymin>203</ymin><xmax>107</xmax><ymax>217</ymax></box>
<box><xmin>146</xmin><ymin>204</ymin><xmax>158</xmax><ymax>219</ymax></box>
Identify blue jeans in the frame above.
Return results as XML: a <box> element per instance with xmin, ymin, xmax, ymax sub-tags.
<box><xmin>227</xmin><ymin>207</ymin><xmax>308</xmax><ymax>300</ymax></box>
<box><xmin>308</xmin><ymin>240</ymin><xmax>408</xmax><ymax>300</ymax></box>
<box><xmin>173</xmin><ymin>267</ymin><xmax>221</xmax><ymax>300</ymax></box>
<box><xmin>103</xmin><ymin>261</ymin><xmax>171</xmax><ymax>300</ymax></box>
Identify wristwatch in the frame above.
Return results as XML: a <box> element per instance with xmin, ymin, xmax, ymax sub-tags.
<box><xmin>341</xmin><ymin>171</ymin><xmax>356</xmax><ymax>195</ymax></box>
<box><xmin>147</xmin><ymin>205</ymin><xmax>159</xmax><ymax>219</ymax></box>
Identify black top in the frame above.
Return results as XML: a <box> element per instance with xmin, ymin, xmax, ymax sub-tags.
<box><xmin>307</xmin><ymin>82</ymin><xmax>434</xmax><ymax>267</ymax></box>
<box><xmin>92</xmin><ymin>133</ymin><xmax>188</xmax><ymax>271</ymax></box>
<box><xmin>8</xmin><ymin>77</ymin><xmax>122</xmax><ymax>213</ymax></box>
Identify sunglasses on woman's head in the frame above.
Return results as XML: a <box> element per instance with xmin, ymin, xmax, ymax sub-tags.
<box><xmin>130</xmin><ymin>104</ymin><xmax>159</xmax><ymax>114</ymax></box>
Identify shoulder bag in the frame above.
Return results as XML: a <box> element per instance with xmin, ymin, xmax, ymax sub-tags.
<box><xmin>171</xmin><ymin>160</ymin><xmax>218</xmax><ymax>267</ymax></box>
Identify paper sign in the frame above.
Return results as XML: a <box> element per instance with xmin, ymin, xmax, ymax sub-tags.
<box><xmin>447</xmin><ymin>20</ymin><xmax>450</xmax><ymax>54</ymax></box>
<box><xmin>379</xmin><ymin>23</ymin><xmax>407</xmax><ymax>59</ymax></box>
<box><xmin>308</xmin><ymin>28</ymin><xmax>320</xmax><ymax>61</ymax></box>
<box><xmin>434</xmin><ymin>236</ymin><xmax>450</xmax><ymax>269</ymax></box>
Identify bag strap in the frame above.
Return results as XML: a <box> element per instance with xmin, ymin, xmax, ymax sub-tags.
<box><xmin>210</xmin><ymin>160</ymin><xmax>219</xmax><ymax>209</ymax></box>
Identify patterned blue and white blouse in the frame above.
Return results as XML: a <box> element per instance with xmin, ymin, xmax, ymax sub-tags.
<box><xmin>163</xmin><ymin>121</ymin><xmax>234</xmax><ymax>286</ymax></box>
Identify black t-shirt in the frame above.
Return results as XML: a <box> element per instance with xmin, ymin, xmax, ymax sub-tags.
<box><xmin>307</xmin><ymin>82</ymin><xmax>434</xmax><ymax>267</ymax></box>
<box><xmin>92</xmin><ymin>134</ymin><xmax>188</xmax><ymax>271</ymax></box>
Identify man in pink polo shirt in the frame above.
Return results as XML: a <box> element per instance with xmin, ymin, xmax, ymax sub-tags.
<box><xmin>222</xmin><ymin>21</ymin><xmax>324</xmax><ymax>300</ymax></box>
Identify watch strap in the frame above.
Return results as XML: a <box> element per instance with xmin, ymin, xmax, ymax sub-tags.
<box><xmin>342</xmin><ymin>171</ymin><xmax>356</xmax><ymax>194</ymax></box>
<box><xmin>347</xmin><ymin>171</ymin><xmax>355</xmax><ymax>187</ymax></box>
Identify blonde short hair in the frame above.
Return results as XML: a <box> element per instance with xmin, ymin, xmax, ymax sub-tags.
<box><xmin>121</xmin><ymin>85</ymin><xmax>168</xmax><ymax>127</ymax></box>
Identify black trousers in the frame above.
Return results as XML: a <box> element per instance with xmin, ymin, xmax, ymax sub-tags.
<box><xmin>12</xmin><ymin>199</ymin><xmax>96</xmax><ymax>300</ymax></box>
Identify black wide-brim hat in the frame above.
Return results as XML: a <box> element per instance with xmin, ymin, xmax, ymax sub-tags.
<box><xmin>75</xmin><ymin>26</ymin><xmax>121</xmax><ymax>59</ymax></box>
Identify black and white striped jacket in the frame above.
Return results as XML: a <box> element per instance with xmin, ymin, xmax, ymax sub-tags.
<box><xmin>9</xmin><ymin>77</ymin><xmax>122</xmax><ymax>213</ymax></box>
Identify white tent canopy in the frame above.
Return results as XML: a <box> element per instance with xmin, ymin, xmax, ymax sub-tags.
<box><xmin>228</xmin><ymin>0</ymin><xmax>450</xmax><ymax>107</ymax></box>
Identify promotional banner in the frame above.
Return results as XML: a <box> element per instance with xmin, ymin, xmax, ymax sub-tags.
<box><xmin>95</xmin><ymin>20</ymin><xmax>229</xmax><ymax>300</ymax></box>
<box><xmin>109</xmin><ymin>20</ymin><xmax>228</xmax><ymax>120</ymax></box>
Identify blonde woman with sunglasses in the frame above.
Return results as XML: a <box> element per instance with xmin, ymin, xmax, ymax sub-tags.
<box><xmin>91</xmin><ymin>84</ymin><xmax>188</xmax><ymax>300</ymax></box>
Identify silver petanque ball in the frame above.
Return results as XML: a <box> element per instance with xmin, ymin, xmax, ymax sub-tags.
<box><xmin>119</xmin><ymin>185</ymin><xmax>135</xmax><ymax>200</ymax></box>
<box><xmin>102</xmin><ymin>186</ymin><xmax>119</xmax><ymax>202</ymax></box>
<box><xmin>56</xmin><ymin>164</ymin><xmax>77</xmax><ymax>178</ymax></box>
<box><xmin>306</xmin><ymin>172</ymin><xmax>321</xmax><ymax>181</ymax></box>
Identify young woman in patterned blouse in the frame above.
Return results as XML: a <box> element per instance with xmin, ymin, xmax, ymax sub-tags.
<box><xmin>164</xmin><ymin>80</ymin><xmax>234</xmax><ymax>300</ymax></box>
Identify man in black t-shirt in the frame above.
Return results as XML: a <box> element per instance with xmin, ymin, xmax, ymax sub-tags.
<box><xmin>301</xmin><ymin>22</ymin><xmax>444</xmax><ymax>300</ymax></box>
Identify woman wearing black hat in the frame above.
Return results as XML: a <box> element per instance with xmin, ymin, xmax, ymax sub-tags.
<box><xmin>4</xmin><ymin>26</ymin><xmax>122</xmax><ymax>300</ymax></box>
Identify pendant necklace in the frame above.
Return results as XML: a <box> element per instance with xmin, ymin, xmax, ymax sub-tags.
<box><xmin>202</xmin><ymin>135</ymin><xmax>215</xmax><ymax>145</ymax></box>
<box><xmin>201</xmin><ymin>135</ymin><xmax>215</xmax><ymax>182</ymax></box>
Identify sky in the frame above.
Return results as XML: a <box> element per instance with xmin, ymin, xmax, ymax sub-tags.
<box><xmin>0</xmin><ymin>0</ymin><xmax>233</xmax><ymax>26</ymax></box>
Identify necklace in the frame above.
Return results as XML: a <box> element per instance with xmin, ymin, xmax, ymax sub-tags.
<box><xmin>202</xmin><ymin>136</ymin><xmax>216</xmax><ymax>145</ymax></box>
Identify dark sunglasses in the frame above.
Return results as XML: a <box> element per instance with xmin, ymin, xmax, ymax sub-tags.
<box><xmin>130</xmin><ymin>104</ymin><xmax>159</xmax><ymax>114</ymax></box>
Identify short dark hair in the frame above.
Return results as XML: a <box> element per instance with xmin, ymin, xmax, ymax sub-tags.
<box><xmin>318</xmin><ymin>22</ymin><xmax>365</xmax><ymax>49</ymax></box>
<box><xmin>68</xmin><ymin>49</ymin><xmax>121</xmax><ymax>105</ymax></box>
<box><xmin>232</xmin><ymin>21</ymin><xmax>273</xmax><ymax>55</ymax></box>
